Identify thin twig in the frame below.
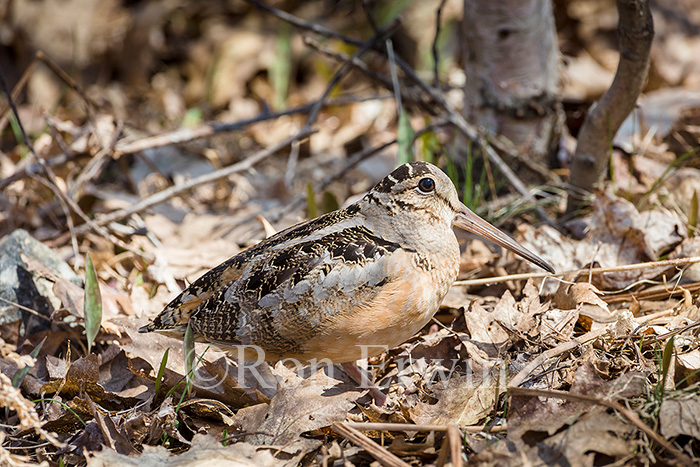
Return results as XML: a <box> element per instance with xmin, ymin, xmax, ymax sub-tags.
<box><xmin>284</xmin><ymin>139</ymin><xmax>300</xmax><ymax>188</ymax></box>
<box><xmin>432</xmin><ymin>0</ymin><xmax>449</xmax><ymax>87</ymax></box>
<box><xmin>0</xmin><ymin>95</ymin><xmax>389</xmax><ymax>192</ymax></box>
<box><xmin>35</xmin><ymin>51</ymin><xmax>100</xmax><ymax>119</ymax></box>
<box><xmin>57</xmin><ymin>129</ymin><xmax>315</xmax><ymax>240</ymax></box>
<box><xmin>344</xmin><ymin>422</ymin><xmax>505</xmax><ymax>433</ymax></box>
<box><xmin>68</xmin><ymin>119</ymin><xmax>124</xmax><ymax>200</ymax></box>
<box><xmin>245</xmin><ymin>0</ymin><xmax>558</xmax><ymax>228</ymax></box>
<box><xmin>0</xmin><ymin>151</ymin><xmax>80</xmax><ymax>191</ymax></box>
<box><xmin>605</xmin><ymin>281</ymin><xmax>700</xmax><ymax>304</ymax></box>
<box><xmin>246</xmin><ymin>0</ymin><xmax>436</xmax><ymax>112</ymax></box>
<box><xmin>0</xmin><ymin>296</ymin><xmax>53</xmax><ymax>322</ymax></box>
<box><xmin>266</xmin><ymin>119</ymin><xmax>449</xmax><ymax>224</ymax></box>
<box><xmin>117</xmin><ymin>106</ymin><xmax>306</xmax><ymax>156</ymax></box>
<box><xmin>0</xmin><ymin>63</ymin><xmax>147</xmax><ymax>262</ymax></box>
<box><xmin>447</xmin><ymin>425</ymin><xmax>464</xmax><ymax>467</ymax></box>
<box><xmin>332</xmin><ymin>422</ymin><xmax>411</xmax><ymax>467</ymax></box>
<box><xmin>302</xmin><ymin>18</ymin><xmax>401</xmax><ymax>131</ymax></box>
<box><xmin>360</xmin><ymin>0</ymin><xmax>380</xmax><ymax>33</ymax></box>
<box><xmin>30</xmin><ymin>174</ymin><xmax>80</xmax><ymax>267</ymax></box>
<box><xmin>303</xmin><ymin>36</ymin><xmax>393</xmax><ymax>94</ymax></box>
<box><xmin>305</xmin><ymin>12</ymin><xmax>555</xmax><ymax>187</ymax></box>
<box><xmin>267</xmin><ymin>138</ymin><xmax>397</xmax><ymax>223</ymax></box>
<box><xmin>392</xmin><ymin>58</ymin><xmax>558</xmax><ymax>228</ymax></box>
<box><xmin>245</xmin><ymin>0</ymin><xmax>359</xmax><ymax>45</ymax></box>
<box><xmin>644</xmin><ymin>320</ymin><xmax>700</xmax><ymax>344</ymax></box>
<box><xmin>387</xmin><ymin>40</ymin><xmax>403</xmax><ymax>117</ymax></box>
<box><xmin>508</xmin><ymin>328</ymin><xmax>609</xmax><ymax>389</ymax></box>
<box><xmin>0</xmin><ymin>56</ymin><xmax>39</xmax><ymax>134</ymax></box>
<box><xmin>453</xmin><ymin>256</ymin><xmax>700</xmax><ymax>287</ymax></box>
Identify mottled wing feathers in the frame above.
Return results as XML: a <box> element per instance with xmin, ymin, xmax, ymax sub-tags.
<box><xmin>185</xmin><ymin>226</ymin><xmax>401</xmax><ymax>360</ymax></box>
<box><xmin>139</xmin><ymin>205</ymin><xmax>398</xmax><ymax>347</ymax></box>
<box><xmin>138</xmin><ymin>253</ymin><xmax>247</xmax><ymax>336</ymax></box>
<box><xmin>139</xmin><ymin>206</ymin><xmax>359</xmax><ymax>334</ymax></box>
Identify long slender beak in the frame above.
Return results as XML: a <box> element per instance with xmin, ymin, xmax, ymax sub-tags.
<box><xmin>453</xmin><ymin>204</ymin><xmax>555</xmax><ymax>274</ymax></box>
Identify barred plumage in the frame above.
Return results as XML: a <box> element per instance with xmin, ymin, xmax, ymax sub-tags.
<box><xmin>140</xmin><ymin>161</ymin><xmax>553</xmax><ymax>368</ymax></box>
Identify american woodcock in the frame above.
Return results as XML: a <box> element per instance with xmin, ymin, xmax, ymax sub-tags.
<box><xmin>139</xmin><ymin>161</ymin><xmax>554</xmax><ymax>403</ymax></box>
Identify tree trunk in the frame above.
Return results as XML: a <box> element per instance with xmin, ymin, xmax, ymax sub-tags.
<box><xmin>461</xmin><ymin>0</ymin><xmax>562</xmax><ymax>183</ymax></box>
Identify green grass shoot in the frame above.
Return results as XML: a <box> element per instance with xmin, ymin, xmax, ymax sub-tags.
<box><xmin>183</xmin><ymin>322</ymin><xmax>195</xmax><ymax>399</ymax></box>
<box><xmin>321</xmin><ymin>191</ymin><xmax>339</xmax><ymax>215</ymax></box>
<box><xmin>306</xmin><ymin>183</ymin><xmax>318</xmax><ymax>219</ymax></box>
<box><xmin>270</xmin><ymin>22</ymin><xmax>292</xmax><ymax>110</ymax></box>
<box><xmin>33</xmin><ymin>398</ymin><xmax>86</xmax><ymax>426</ymax></box>
<box><xmin>638</xmin><ymin>148</ymin><xmax>698</xmax><ymax>209</ymax></box>
<box><xmin>688</xmin><ymin>190</ymin><xmax>698</xmax><ymax>237</ymax></box>
<box><xmin>12</xmin><ymin>337</ymin><xmax>46</xmax><ymax>388</ymax></box>
<box><xmin>659</xmin><ymin>336</ymin><xmax>675</xmax><ymax>401</ymax></box>
<box><xmin>418</xmin><ymin>125</ymin><xmax>438</xmax><ymax>165</ymax></box>
<box><xmin>154</xmin><ymin>347</ymin><xmax>169</xmax><ymax>401</ymax></box>
<box><xmin>84</xmin><ymin>252</ymin><xmax>103</xmax><ymax>354</ymax></box>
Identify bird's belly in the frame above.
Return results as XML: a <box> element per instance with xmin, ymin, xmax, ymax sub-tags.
<box><xmin>298</xmin><ymin>257</ymin><xmax>457</xmax><ymax>363</ymax></box>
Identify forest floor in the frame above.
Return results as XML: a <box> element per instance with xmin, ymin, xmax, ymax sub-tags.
<box><xmin>1</xmin><ymin>1</ymin><xmax>700</xmax><ymax>466</ymax></box>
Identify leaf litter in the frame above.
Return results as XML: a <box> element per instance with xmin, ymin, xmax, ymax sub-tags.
<box><xmin>1</xmin><ymin>1</ymin><xmax>700</xmax><ymax>466</ymax></box>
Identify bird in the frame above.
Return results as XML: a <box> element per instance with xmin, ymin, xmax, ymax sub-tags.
<box><xmin>139</xmin><ymin>161</ymin><xmax>554</xmax><ymax>404</ymax></box>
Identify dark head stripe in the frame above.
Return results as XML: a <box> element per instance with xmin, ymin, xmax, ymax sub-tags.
<box><xmin>373</xmin><ymin>162</ymin><xmax>434</xmax><ymax>193</ymax></box>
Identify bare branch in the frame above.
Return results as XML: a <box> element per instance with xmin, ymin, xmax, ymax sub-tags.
<box><xmin>0</xmin><ymin>65</ymin><xmax>150</xmax><ymax>262</ymax></box>
<box><xmin>566</xmin><ymin>0</ymin><xmax>654</xmax><ymax>214</ymax></box>
<box><xmin>58</xmin><ymin>129</ymin><xmax>315</xmax><ymax>239</ymax></box>
<box><xmin>0</xmin><ymin>95</ymin><xmax>387</xmax><ymax>191</ymax></box>
<box><xmin>247</xmin><ymin>0</ymin><xmax>558</xmax><ymax>228</ymax></box>
<box><xmin>302</xmin><ymin>18</ymin><xmax>401</xmax><ymax>130</ymax></box>
<box><xmin>432</xmin><ymin>0</ymin><xmax>449</xmax><ymax>87</ymax></box>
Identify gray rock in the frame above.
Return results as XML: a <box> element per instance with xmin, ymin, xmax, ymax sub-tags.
<box><xmin>0</xmin><ymin>229</ymin><xmax>81</xmax><ymax>338</ymax></box>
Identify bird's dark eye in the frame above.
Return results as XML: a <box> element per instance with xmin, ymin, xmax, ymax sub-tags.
<box><xmin>417</xmin><ymin>177</ymin><xmax>435</xmax><ymax>193</ymax></box>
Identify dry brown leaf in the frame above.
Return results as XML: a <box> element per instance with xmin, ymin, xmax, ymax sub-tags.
<box><xmin>492</xmin><ymin>290</ymin><xmax>530</xmax><ymax>335</ymax></box>
<box><xmin>676</xmin><ymin>349</ymin><xmax>700</xmax><ymax>386</ymax></box>
<box><xmin>245</xmin><ymin>368</ymin><xmax>361</xmax><ymax>453</ymax></box>
<box><xmin>231</xmin><ymin>402</ymin><xmax>270</xmax><ymax>434</ymax></box>
<box><xmin>86</xmin><ymin>433</ymin><xmax>295</xmax><ymax>467</ymax></box>
<box><xmin>86</xmin><ymin>395</ymin><xmax>139</xmax><ymax>456</ymax></box>
<box><xmin>493</xmin><ymin>281</ymin><xmax>549</xmax><ymax>339</ymax></box>
<box><xmin>611</xmin><ymin>310</ymin><xmax>640</xmax><ymax>338</ymax></box>
<box><xmin>41</xmin><ymin>354</ymin><xmax>122</xmax><ymax>409</ymax></box>
<box><xmin>410</xmin><ymin>361</ymin><xmax>504</xmax><ymax>426</ymax></box>
<box><xmin>459</xmin><ymin>239</ymin><xmax>496</xmax><ymax>273</ymax></box>
<box><xmin>670</xmin><ymin>237</ymin><xmax>700</xmax><ymax>283</ymax></box>
<box><xmin>200</xmin><ymin>357</ymin><xmax>274</xmax><ymax>406</ymax></box>
<box><xmin>519</xmin><ymin>191</ymin><xmax>684</xmax><ymax>292</ymax></box>
<box><xmin>142</xmin><ymin>213</ymin><xmax>241</xmax><ymax>283</ymax></box>
<box><xmin>554</xmin><ymin>282</ymin><xmax>608</xmax><ymax>311</ymax></box>
<box><xmin>526</xmin><ymin>410</ymin><xmax>634</xmax><ymax>467</ymax></box>
<box><xmin>118</xmin><ymin>318</ymin><xmax>270</xmax><ymax>408</ymax></box>
<box><xmin>539</xmin><ymin>308</ymin><xmax>578</xmax><ymax>343</ymax></box>
<box><xmin>659</xmin><ymin>397</ymin><xmax>700</xmax><ymax>439</ymax></box>
<box><xmin>463</xmin><ymin>302</ymin><xmax>510</xmax><ymax>357</ymax></box>
<box><xmin>0</xmin><ymin>337</ymin><xmax>34</xmax><ymax>370</ymax></box>
<box><xmin>509</xmin><ymin>359</ymin><xmax>646</xmax><ymax>444</ymax></box>
<box><xmin>389</xmin><ymin>330</ymin><xmax>463</xmax><ymax>397</ymax></box>
<box><xmin>554</xmin><ymin>282</ymin><xmax>614</xmax><ymax>331</ymax></box>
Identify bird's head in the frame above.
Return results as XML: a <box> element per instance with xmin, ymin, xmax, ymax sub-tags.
<box><xmin>362</xmin><ymin>161</ymin><xmax>554</xmax><ymax>273</ymax></box>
